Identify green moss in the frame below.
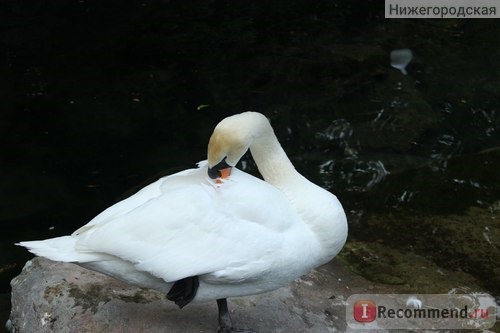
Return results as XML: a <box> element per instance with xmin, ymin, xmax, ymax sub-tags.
<box><xmin>68</xmin><ymin>283</ymin><xmax>111</xmax><ymax>314</ymax></box>
<box><xmin>117</xmin><ymin>289</ymin><xmax>161</xmax><ymax>304</ymax></box>
<box><xmin>353</xmin><ymin>203</ymin><xmax>500</xmax><ymax>294</ymax></box>
<box><xmin>339</xmin><ymin>240</ymin><xmax>481</xmax><ymax>293</ymax></box>
<box><xmin>44</xmin><ymin>283</ymin><xmax>66</xmax><ymax>304</ymax></box>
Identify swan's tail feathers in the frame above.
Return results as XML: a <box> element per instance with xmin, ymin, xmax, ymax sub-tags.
<box><xmin>17</xmin><ymin>236</ymin><xmax>102</xmax><ymax>263</ymax></box>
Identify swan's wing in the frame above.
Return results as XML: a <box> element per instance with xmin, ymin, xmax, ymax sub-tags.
<box><xmin>73</xmin><ymin>167</ymin><xmax>197</xmax><ymax>235</ymax></box>
<box><xmin>74</xmin><ymin>166</ymin><xmax>302</xmax><ymax>284</ymax></box>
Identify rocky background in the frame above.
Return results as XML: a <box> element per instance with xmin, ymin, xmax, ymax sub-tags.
<box><xmin>8</xmin><ymin>257</ymin><xmax>398</xmax><ymax>333</ymax></box>
<box><xmin>1</xmin><ymin>0</ymin><xmax>499</xmax><ymax>331</ymax></box>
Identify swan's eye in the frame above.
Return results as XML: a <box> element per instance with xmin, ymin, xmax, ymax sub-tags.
<box><xmin>208</xmin><ymin>158</ymin><xmax>231</xmax><ymax>179</ymax></box>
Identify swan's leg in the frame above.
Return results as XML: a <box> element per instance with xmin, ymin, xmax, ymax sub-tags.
<box><xmin>167</xmin><ymin>276</ymin><xmax>199</xmax><ymax>308</ymax></box>
<box><xmin>216</xmin><ymin>298</ymin><xmax>256</xmax><ymax>333</ymax></box>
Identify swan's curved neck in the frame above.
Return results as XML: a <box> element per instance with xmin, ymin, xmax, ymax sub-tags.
<box><xmin>249</xmin><ymin>123</ymin><xmax>302</xmax><ymax>189</ymax></box>
<box><xmin>249</xmin><ymin>118</ymin><xmax>347</xmax><ymax>263</ymax></box>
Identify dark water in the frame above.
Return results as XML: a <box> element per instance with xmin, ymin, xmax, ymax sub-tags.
<box><xmin>1</xmin><ymin>1</ymin><xmax>500</xmax><ymax>330</ymax></box>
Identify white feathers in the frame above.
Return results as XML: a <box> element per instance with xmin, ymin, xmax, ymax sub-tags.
<box><xmin>17</xmin><ymin>112</ymin><xmax>347</xmax><ymax>303</ymax></box>
<box><xmin>18</xmin><ymin>236</ymin><xmax>110</xmax><ymax>263</ymax></box>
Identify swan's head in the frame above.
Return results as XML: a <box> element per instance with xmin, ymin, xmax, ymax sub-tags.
<box><xmin>207</xmin><ymin>119</ymin><xmax>251</xmax><ymax>180</ymax></box>
<box><xmin>207</xmin><ymin>112</ymin><xmax>268</xmax><ymax>180</ymax></box>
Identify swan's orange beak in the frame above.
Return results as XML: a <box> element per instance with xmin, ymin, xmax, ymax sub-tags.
<box><xmin>208</xmin><ymin>158</ymin><xmax>232</xmax><ymax>183</ymax></box>
<box><xmin>215</xmin><ymin>167</ymin><xmax>231</xmax><ymax>184</ymax></box>
<box><xmin>219</xmin><ymin>167</ymin><xmax>231</xmax><ymax>179</ymax></box>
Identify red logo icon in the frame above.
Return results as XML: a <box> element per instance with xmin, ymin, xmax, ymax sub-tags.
<box><xmin>354</xmin><ymin>300</ymin><xmax>377</xmax><ymax>322</ymax></box>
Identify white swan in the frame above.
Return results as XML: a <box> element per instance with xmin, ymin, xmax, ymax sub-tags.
<box><xmin>18</xmin><ymin>111</ymin><xmax>348</xmax><ymax>332</ymax></box>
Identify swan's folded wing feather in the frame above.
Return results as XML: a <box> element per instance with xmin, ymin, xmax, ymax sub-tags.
<box><xmin>73</xmin><ymin>168</ymin><xmax>200</xmax><ymax>235</ymax></box>
<box><xmin>75</xmin><ymin>170</ymin><xmax>298</xmax><ymax>283</ymax></box>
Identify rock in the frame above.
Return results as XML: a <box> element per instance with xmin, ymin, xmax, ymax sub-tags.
<box><xmin>340</xmin><ymin>240</ymin><xmax>483</xmax><ymax>292</ymax></box>
<box><xmin>8</xmin><ymin>257</ymin><xmax>391</xmax><ymax>333</ymax></box>
<box><xmin>342</xmin><ymin>202</ymin><xmax>500</xmax><ymax>295</ymax></box>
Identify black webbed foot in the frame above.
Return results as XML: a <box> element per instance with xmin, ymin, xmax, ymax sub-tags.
<box><xmin>166</xmin><ymin>276</ymin><xmax>199</xmax><ymax>308</ymax></box>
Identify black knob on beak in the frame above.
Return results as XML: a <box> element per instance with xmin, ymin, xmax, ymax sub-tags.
<box><xmin>208</xmin><ymin>158</ymin><xmax>231</xmax><ymax>179</ymax></box>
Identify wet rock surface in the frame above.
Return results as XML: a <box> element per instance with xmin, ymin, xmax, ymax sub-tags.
<box><xmin>8</xmin><ymin>257</ymin><xmax>394</xmax><ymax>333</ymax></box>
<box><xmin>341</xmin><ymin>202</ymin><xmax>500</xmax><ymax>296</ymax></box>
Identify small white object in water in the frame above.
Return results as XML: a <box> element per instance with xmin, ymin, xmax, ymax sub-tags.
<box><xmin>406</xmin><ymin>296</ymin><xmax>422</xmax><ymax>309</ymax></box>
<box><xmin>483</xmin><ymin>226</ymin><xmax>492</xmax><ymax>245</ymax></box>
<box><xmin>390</xmin><ymin>48</ymin><xmax>413</xmax><ymax>75</ymax></box>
